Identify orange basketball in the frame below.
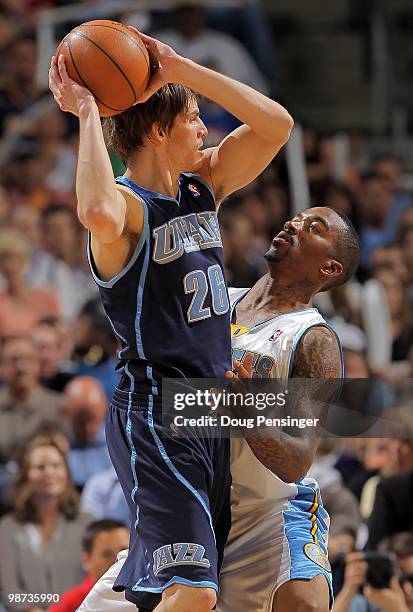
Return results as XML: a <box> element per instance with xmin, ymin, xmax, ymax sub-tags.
<box><xmin>56</xmin><ymin>20</ymin><xmax>150</xmax><ymax>117</ymax></box>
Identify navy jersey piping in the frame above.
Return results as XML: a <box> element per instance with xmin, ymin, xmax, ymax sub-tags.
<box><xmin>116</xmin><ymin>173</ymin><xmax>216</xmax><ymax>206</ymax></box>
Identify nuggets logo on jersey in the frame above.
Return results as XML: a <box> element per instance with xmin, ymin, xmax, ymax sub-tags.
<box><xmin>153</xmin><ymin>211</ymin><xmax>222</xmax><ymax>264</ymax></box>
<box><xmin>303</xmin><ymin>543</ymin><xmax>332</xmax><ymax>572</ymax></box>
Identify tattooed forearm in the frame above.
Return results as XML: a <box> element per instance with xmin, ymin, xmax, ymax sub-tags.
<box><xmin>242</xmin><ymin>432</ymin><xmax>318</xmax><ymax>482</ymax></box>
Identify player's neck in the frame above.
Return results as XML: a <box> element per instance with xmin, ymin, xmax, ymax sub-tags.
<box><xmin>126</xmin><ymin>149</ymin><xmax>181</xmax><ymax>199</ymax></box>
<box><xmin>246</xmin><ymin>273</ymin><xmax>314</xmax><ymax>315</ymax></box>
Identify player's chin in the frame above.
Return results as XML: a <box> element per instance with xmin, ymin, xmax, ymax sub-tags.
<box><xmin>189</xmin><ymin>150</ymin><xmax>205</xmax><ymax>171</ymax></box>
<box><xmin>264</xmin><ymin>246</ymin><xmax>286</xmax><ymax>262</ymax></box>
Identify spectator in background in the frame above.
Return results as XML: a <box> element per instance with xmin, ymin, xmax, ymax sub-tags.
<box><xmin>152</xmin><ymin>3</ymin><xmax>269</xmax><ymax>93</ymax></box>
<box><xmin>358</xmin><ymin>172</ymin><xmax>394</xmax><ymax>267</ymax></box>
<box><xmin>398</xmin><ymin>206</ymin><xmax>413</xmax><ymax>238</ymax></box>
<box><xmin>207</xmin><ymin>0</ymin><xmax>275</xmax><ymax>84</ymax></box>
<box><xmin>61</xmin><ymin>377</ymin><xmax>112</xmax><ymax>489</ymax></box>
<box><xmin>81</xmin><ymin>465</ymin><xmax>130</xmax><ymax>525</ymax></box>
<box><xmin>367</xmin><ymin>442</ymin><xmax>413</xmax><ymax>550</ymax></box>
<box><xmin>220</xmin><ymin>211</ymin><xmax>264</xmax><ymax>287</ymax></box>
<box><xmin>374</xmin><ymin>269</ymin><xmax>413</xmax><ymax>362</ymax></box>
<box><xmin>49</xmin><ymin>519</ymin><xmax>129</xmax><ymax>612</ymax></box>
<box><xmin>41</xmin><ymin>204</ymin><xmax>97</xmax><ymax>318</ymax></box>
<box><xmin>33</xmin><ymin>108</ymin><xmax>76</xmax><ymax>198</ymax></box>
<box><xmin>334</xmin><ymin>532</ymin><xmax>413</xmax><ymax>612</ymax></box>
<box><xmin>372</xmin><ymin>153</ymin><xmax>411</xmax><ymax>221</ymax></box>
<box><xmin>0</xmin><ymin>336</ymin><xmax>62</xmax><ymax>464</ymax></box>
<box><xmin>400</xmin><ymin>226</ymin><xmax>413</xmax><ymax>297</ymax></box>
<box><xmin>0</xmin><ymin>229</ymin><xmax>60</xmax><ymax>339</ymax></box>
<box><xmin>323</xmin><ymin>180</ymin><xmax>361</xmax><ymax>232</ymax></box>
<box><xmin>10</xmin><ymin>205</ymin><xmax>81</xmax><ymax>321</ymax></box>
<box><xmin>302</xmin><ymin>127</ymin><xmax>334</xmax><ymax>194</ymax></box>
<box><xmin>72</xmin><ymin>298</ymin><xmax>120</xmax><ymax>401</ymax></box>
<box><xmin>0</xmin><ymin>184</ymin><xmax>11</xmax><ymax>224</ymax></box>
<box><xmin>0</xmin><ymin>35</ymin><xmax>43</xmax><ymax>135</ymax></box>
<box><xmin>1</xmin><ymin>143</ymin><xmax>51</xmax><ymax>210</ymax></box>
<box><xmin>0</xmin><ymin>436</ymin><xmax>91</xmax><ymax>610</ymax></box>
<box><xmin>31</xmin><ymin>320</ymin><xmax>73</xmax><ymax>392</ymax></box>
<box><xmin>369</xmin><ymin>243</ymin><xmax>409</xmax><ymax>285</ymax></box>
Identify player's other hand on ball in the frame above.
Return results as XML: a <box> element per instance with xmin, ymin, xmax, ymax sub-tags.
<box><xmin>49</xmin><ymin>54</ymin><xmax>95</xmax><ymax>116</ymax></box>
<box><xmin>127</xmin><ymin>28</ymin><xmax>181</xmax><ymax>103</ymax></box>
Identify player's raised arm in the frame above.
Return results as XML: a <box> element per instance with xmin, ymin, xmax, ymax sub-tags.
<box><xmin>49</xmin><ymin>55</ymin><xmax>141</xmax><ymax>244</ymax></box>
<box><xmin>138</xmin><ymin>33</ymin><xmax>294</xmax><ymax>204</ymax></box>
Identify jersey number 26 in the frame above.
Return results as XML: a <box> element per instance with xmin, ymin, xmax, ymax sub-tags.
<box><xmin>183</xmin><ymin>264</ymin><xmax>229</xmax><ymax>323</ymax></box>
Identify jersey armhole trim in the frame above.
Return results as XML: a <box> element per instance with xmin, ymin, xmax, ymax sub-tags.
<box><xmin>229</xmin><ymin>288</ymin><xmax>251</xmax><ymax>322</ymax></box>
<box><xmin>87</xmin><ymin>194</ymin><xmax>148</xmax><ymax>289</ymax></box>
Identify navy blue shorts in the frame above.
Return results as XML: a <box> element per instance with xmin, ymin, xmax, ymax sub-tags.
<box><xmin>106</xmin><ymin>387</ymin><xmax>231</xmax><ymax>610</ymax></box>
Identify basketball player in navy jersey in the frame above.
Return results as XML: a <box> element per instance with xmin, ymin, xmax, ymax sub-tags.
<box><xmin>49</xmin><ymin>30</ymin><xmax>293</xmax><ymax>612</ymax></box>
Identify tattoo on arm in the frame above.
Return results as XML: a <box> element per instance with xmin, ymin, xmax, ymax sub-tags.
<box><xmin>239</xmin><ymin>326</ymin><xmax>341</xmax><ymax>481</ymax></box>
<box><xmin>293</xmin><ymin>325</ymin><xmax>342</xmax><ymax>380</ymax></box>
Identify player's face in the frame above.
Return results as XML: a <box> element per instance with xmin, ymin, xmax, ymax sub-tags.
<box><xmin>27</xmin><ymin>446</ymin><xmax>68</xmax><ymax>497</ymax></box>
<box><xmin>167</xmin><ymin>100</ymin><xmax>208</xmax><ymax>171</ymax></box>
<box><xmin>265</xmin><ymin>207</ymin><xmax>340</xmax><ymax>281</ymax></box>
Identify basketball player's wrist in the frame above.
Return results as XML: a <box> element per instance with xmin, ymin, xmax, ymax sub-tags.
<box><xmin>78</xmin><ymin>96</ymin><xmax>99</xmax><ymax>119</ymax></box>
<box><xmin>171</xmin><ymin>56</ymin><xmax>197</xmax><ymax>86</ymax></box>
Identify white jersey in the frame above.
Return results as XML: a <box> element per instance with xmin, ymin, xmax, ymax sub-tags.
<box><xmin>228</xmin><ymin>286</ymin><xmax>330</xmax><ymax>541</ymax></box>
<box><xmin>216</xmin><ymin>288</ymin><xmax>337</xmax><ymax>612</ymax></box>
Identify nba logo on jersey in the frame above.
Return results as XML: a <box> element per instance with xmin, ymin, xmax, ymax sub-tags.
<box><xmin>268</xmin><ymin>330</ymin><xmax>283</xmax><ymax>342</ymax></box>
<box><xmin>188</xmin><ymin>183</ymin><xmax>201</xmax><ymax>197</ymax></box>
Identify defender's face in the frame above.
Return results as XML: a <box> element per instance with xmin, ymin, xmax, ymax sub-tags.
<box><xmin>167</xmin><ymin>100</ymin><xmax>208</xmax><ymax>171</ymax></box>
<box><xmin>265</xmin><ymin>207</ymin><xmax>340</xmax><ymax>278</ymax></box>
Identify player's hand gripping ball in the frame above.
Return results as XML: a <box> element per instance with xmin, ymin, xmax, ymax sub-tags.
<box><xmin>56</xmin><ymin>20</ymin><xmax>151</xmax><ymax>116</ymax></box>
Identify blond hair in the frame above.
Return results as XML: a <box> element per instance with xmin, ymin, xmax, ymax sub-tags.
<box><xmin>0</xmin><ymin>228</ymin><xmax>31</xmax><ymax>261</ymax></box>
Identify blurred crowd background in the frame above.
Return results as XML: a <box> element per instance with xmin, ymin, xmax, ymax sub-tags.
<box><xmin>0</xmin><ymin>0</ymin><xmax>413</xmax><ymax>611</ymax></box>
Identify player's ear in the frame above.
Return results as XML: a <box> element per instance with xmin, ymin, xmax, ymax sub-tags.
<box><xmin>320</xmin><ymin>259</ymin><xmax>343</xmax><ymax>283</ymax></box>
<box><xmin>149</xmin><ymin>123</ymin><xmax>165</xmax><ymax>144</ymax></box>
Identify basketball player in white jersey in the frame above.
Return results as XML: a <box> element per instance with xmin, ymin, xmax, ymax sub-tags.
<box><xmin>218</xmin><ymin>205</ymin><xmax>360</xmax><ymax>612</ymax></box>
<box><xmin>78</xmin><ymin>206</ymin><xmax>360</xmax><ymax>612</ymax></box>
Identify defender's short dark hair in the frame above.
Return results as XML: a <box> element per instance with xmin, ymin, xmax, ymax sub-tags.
<box><xmin>323</xmin><ymin>207</ymin><xmax>361</xmax><ymax>290</ymax></box>
<box><xmin>83</xmin><ymin>519</ymin><xmax>128</xmax><ymax>553</ymax></box>
<box><xmin>102</xmin><ymin>84</ymin><xmax>200</xmax><ymax>164</ymax></box>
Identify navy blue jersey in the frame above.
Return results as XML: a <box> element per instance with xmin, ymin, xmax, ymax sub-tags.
<box><xmin>87</xmin><ymin>173</ymin><xmax>231</xmax><ymax>394</ymax></box>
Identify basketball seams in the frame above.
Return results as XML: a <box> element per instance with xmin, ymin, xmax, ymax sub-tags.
<box><xmin>64</xmin><ymin>39</ymin><xmax>124</xmax><ymax>112</ymax></box>
<box><xmin>73</xmin><ymin>31</ymin><xmax>138</xmax><ymax>103</ymax></box>
<box><xmin>81</xmin><ymin>23</ymin><xmax>150</xmax><ymax>73</ymax></box>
